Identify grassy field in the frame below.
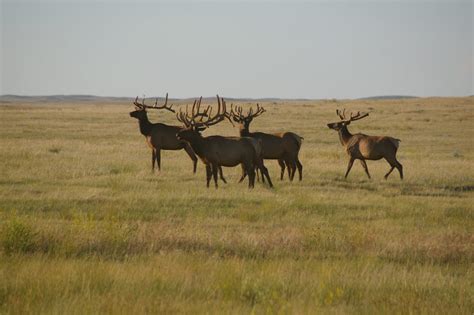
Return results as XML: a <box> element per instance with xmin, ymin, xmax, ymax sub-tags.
<box><xmin>0</xmin><ymin>97</ymin><xmax>473</xmax><ymax>314</ymax></box>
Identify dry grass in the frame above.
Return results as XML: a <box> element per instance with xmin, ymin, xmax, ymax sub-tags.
<box><xmin>0</xmin><ymin>97</ymin><xmax>473</xmax><ymax>313</ymax></box>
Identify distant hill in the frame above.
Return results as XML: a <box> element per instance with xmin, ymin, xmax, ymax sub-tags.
<box><xmin>0</xmin><ymin>94</ymin><xmax>132</xmax><ymax>103</ymax></box>
<box><xmin>357</xmin><ymin>95</ymin><xmax>418</xmax><ymax>100</ymax></box>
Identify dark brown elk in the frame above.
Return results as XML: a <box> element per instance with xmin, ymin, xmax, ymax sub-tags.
<box><xmin>176</xmin><ymin>96</ymin><xmax>273</xmax><ymax>188</ymax></box>
<box><xmin>327</xmin><ymin>109</ymin><xmax>403</xmax><ymax>180</ymax></box>
<box><xmin>129</xmin><ymin>94</ymin><xmax>199</xmax><ymax>174</ymax></box>
<box><xmin>229</xmin><ymin>104</ymin><xmax>304</xmax><ymax>181</ymax></box>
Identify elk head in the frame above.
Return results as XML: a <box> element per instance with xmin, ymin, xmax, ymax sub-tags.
<box><xmin>129</xmin><ymin>93</ymin><xmax>175</xmax><ymax>120</ymax></box>
<box><xmin>327</xmin><ymin>109</ymin><xmax>369</xmax><ymax>130</ymax></box>
<box><xmin>176</xmin><ymin>95</ymin><xmax>230</xmax><ymax>142</ymax></box>
<box><xmin>229</xmin><ymin>103</ymin><xmax>266</xmax><ymax>131</ymax></box>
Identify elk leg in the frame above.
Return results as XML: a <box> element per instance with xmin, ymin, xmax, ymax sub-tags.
<box><xmin>286</xmin><ymin>160</ymin><xmax>292</xmax><ymax>179</ymax></box>
<box><xmin>344</xmin><ymin>158</ymin><xmax>355</xmax><ymax>179</ymax></box>
<box><xmin>205</xmin><ymin>164</ymin><xmax>212</xmax><ymax>188</ymax></box>
<box><xmin>255</xmin><ymin>159</ymin><xmax>266</xmax><ymax>185</ymax></box>
<box><xmin>156</xmin><ymin>149</ymin><xmax>161</xmax><ymax>171</ymax></box>
<box><xmin>359</xmin><ymin>159</ymin><xmax>371</xmax><ymax>179</ymax></box>
<box><xmin>384</xmin><ymin>158</ymin><xmax>403</xmax><ymax>180</ymax></box>
<box><xmin>218</xmin><ymin>166</ymin><xmax>227</xmax><ymax>184</ymax></box>
<box><xmin>289</xmin><ymin>160</ymin><xmax>297</xmax><ymax>181</ymax></box>
<box><xmin>395</xmin><ymin>160</ymin><xmax>403</xmax><ymax>180</ymax></box>
<box><xmin>211</xmin><ymin>164</ymin><xmax>219</xmax><ymax>189</ymax></box>
<box><xmin>260</xmin><ymin>164</ymin><xmax>273</xmax><ymax>188</ymax></box>
<box><xmin>243</xmin><ymin>162</ymin><xmax>255</xmax><ymax>189</ymax></box>
<box><xmin>296</xmin><ymin>158</ymin><xmax>303</xmax><ymax>181</ymax></box>
<box><xmin>395</xmin><ymin>160</ymin><xmax>403</xmax><ymax>179</ymax></box>
<box><xmin>239</xmin><ymin>165</ymin><xmax>247</xmax><ymax>183</ymax></box>
<box><xmin>151</xmin><ymin>150</ymin><xmax>156</xmax><ymax>172</ymax></box>
<box><xmin>247</xmin><ymin>166</ymin><xmax>255</xmax><ymax>189</ymax></box>
<box><xmin>278</xmin><ymin>159</ymin><xmax>285</xmax><ymax>180</ymax></box>
<box><xmin>183</xmin><ymin>144</ymin><xmax>198</xmax><ymax>174</ymax></box>
<box><xmin>398</xmin><ymin>163</ymin><xmax>403</xmax><ymax>179</ymax></box>
<box><xmin>384</xmin><ymin>166</ymin><xmax>395</xmax><ymax>180</ymax></box>
<box><xmin>257</xmin><ymin>162</ymin><xmax>265</xmax><ymax>183</ymax></box>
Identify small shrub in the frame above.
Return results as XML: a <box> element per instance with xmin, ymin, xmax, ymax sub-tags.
<box><xmin>240</xmin><ymin>277</ymin><xmax>287</xmax><ymax>308</ymax></box>
<box><xmin>1</xmin><ymin>219</ymin><xmax>36</xmax><ymax>254</ymax></box>
<box><xmin>48</xmin><ymin>147</ymin><xmax>61</xmax><ymax>153</ymax></box>
<box><xmin>109</xmin><ymin>167</ymin><xmax>120</xmax><ymax>175</ymax></box>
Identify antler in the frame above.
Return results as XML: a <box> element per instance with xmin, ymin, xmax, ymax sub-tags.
<box><xmin>152</xmin><ymin>93</ymin><xmax>175</xmax><ymax>112</ymax></box>
<box><xmin>349</xmin><ymin>111</ymin><xmax>369</xmax><ymax>121</ymax></box>
<box><xmin>336</xmin><ymin>108</ymin><xmax>368</xmax><ymax>122</ymax></box>
<box><xmin>336</xmin><ymin>109</ymin><xmax>346</xmax><ymax>120</ymax></box>
<box><xmin>230</xmin><ymin>103</ymin><xmax>266</xmax><ymax>122</ymax></box>
<box><xmin>177</xmin><ymin>95</ymin><xmax>229</xmax><ymax>130</ymax></box>
<box><xmin>197</xmin><ymin>95</ymin><xmax>229</xmax><ymax>128</ymax></box>
<box><xmin>230</xmin><ymin>104</ymin><xmax>245</xmax><ymax>121</ymax></box>
<box><xmin>133</xmin><ymin>93</ymin><xmax>175</xmax><ymax>113</ymax></box>
<box><xmin>133</xmin><ymin>96</ymin><xmax>143</xmax><ymax>109</ymax></box>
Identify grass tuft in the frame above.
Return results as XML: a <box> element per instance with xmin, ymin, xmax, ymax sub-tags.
<box><xmin>1</xmin><ymin>217</ymin><xmax>36</xmax><ymax>255</ymax></box>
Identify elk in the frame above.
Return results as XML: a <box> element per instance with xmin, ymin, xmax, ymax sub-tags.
<box><xmin>229</xmin><ymin>104</ymin><xmax>304</xmax><ymax>181</ymax></box>
<box><xmin>129</xmin><ymin>94</ymin><xmax>200</xmax><ymax>174</ymax></box>
<box><xmin>176</xmin><ymin>95</ymin><xmax>273</xmax><ymax>188</ymax></box>
<box><xmin>327</xmin><ymin>109</ymin><xmax>403</xmax><ymax>180</ymax></box>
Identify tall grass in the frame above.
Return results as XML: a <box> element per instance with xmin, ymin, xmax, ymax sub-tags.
<box><xmin>0</xmin><ymin>97</ymin><xmax>473</xmax><ymax>313</ymax></box>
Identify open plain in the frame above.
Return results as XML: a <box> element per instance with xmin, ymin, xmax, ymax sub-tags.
<box><xmin>0</xmin><ymin>97</ymin><xmax>473</xmax><ymax>313</ymax></box>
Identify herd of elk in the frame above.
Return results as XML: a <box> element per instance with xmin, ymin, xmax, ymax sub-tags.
<box><xmin>129</xmin><ymin>93</ymin><xmax>403</xmax><ymax>188</ymax></box>
<box><xmin>327</xmin><ymin>109</ymin><xmax>403</xmax><ymax>180</ymax></box>
<box><xmin>130</xmin><ymin>94</ymin><xmax>227</xmax><ymax>183</ymax></box>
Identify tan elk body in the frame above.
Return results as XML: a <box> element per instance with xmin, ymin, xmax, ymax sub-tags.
<box><xmin>327</xmin><ymin>109</ymin><xmax>403</xmax><ymax>179</ymax></box>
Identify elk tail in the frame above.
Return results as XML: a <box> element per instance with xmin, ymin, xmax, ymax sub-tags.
<box><xmin>288</xmin><ymin>133</ymin><xmax>304</xmax><ymax>149</ymax></box>
<box><xmin>389</xmin><ymin>137</ymin><xmax>401</xmax><ymax>149</ymax></box>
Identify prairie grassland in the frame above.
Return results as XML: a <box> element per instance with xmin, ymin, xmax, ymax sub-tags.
<box><xmin>0</xmin><ymin>97</ymin><xmax>473</xmax><ymax>314</ymax></box>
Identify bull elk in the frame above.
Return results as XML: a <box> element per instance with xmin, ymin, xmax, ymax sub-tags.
<box><xmin>229</xmin><ymin>104</ymin><xmax>304</xmax><ymax>181</ymax></box>
<box><xmin>327</xmin><ymin>109</ymin><xmax>403</xmax><ymax>180</ymax></box>
<box><xmin>129</xmin><ymin>94</ymin><xmax>199</xmax><ymax>174</ymax></box>
<box><xmin>176</xmin><ymin>96</ymin><xmax>273</xmax><ymax>188</ymax></box>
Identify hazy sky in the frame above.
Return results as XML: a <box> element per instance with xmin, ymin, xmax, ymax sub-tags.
<box><xmin>1</xmin><ymin>0</ymin><xmax>472</xmax><ymax>98</ymax></box>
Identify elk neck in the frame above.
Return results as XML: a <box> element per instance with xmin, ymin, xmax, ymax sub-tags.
<box><xmin>338</xmin><ymin>125</ymin><xmax>353</xmax><ymax>146</ymax></box>
<box><xmin>239</xmin><ymin>125</ymin><xmax>250</xmax><ymax>137</ymax></box>
<box><xmin>184</xmin><ymin>133</ymin><xmax>207</xmax><ymax>158</ymax></box>
<box><xmin>137</xmin><ymin>114</ymin><xmax>153</xmax><ymax>136</ymax></box>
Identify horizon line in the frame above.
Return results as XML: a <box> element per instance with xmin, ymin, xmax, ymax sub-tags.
<box><xmin>1</xmin><ymin>93</ymin><xmax>474</xmax><ymax>101</ymax></box>
<box><xmin>1</xmin><ymin>93</ymin><xmax>464</xmax><ymax>100</ymax></box>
